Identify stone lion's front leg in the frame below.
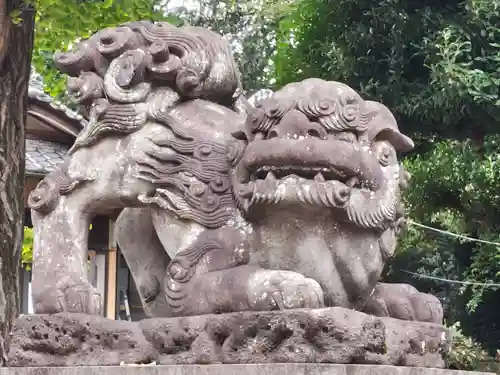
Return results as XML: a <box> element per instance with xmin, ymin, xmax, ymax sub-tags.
<box><xmin>34</xmin><ymin>280</ymin><xmax>101</xmax><ymax>315</ymax></box>
<box><xmin>362</xmin><ymin>283</ymin><xmax>443</xmax><ymax>324</ymax></box>
<box><xmin>163</xmin><ymin>226</ymin><xmax>324</xmax><ymax>316</ymax></box>
<box><xmin>171</xmin><ymin>265</ymin><xmax>324</xmax><ymax>316</ymax></box>
<box><xmin>243</xmin><ymin>267</ymin><xmax>325</xmax><ymax>311</ymax></box>
<box><xmin>30</xmin><ymin>195</ymin><xmax>102</xmax><ymax>315</ymax></box>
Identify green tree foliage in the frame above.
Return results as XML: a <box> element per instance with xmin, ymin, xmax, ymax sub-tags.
<box><xmin>446</xmin><ymin>322</ymin><xmax>499</xmax><ymax>372</ymax></box>
<box><xmin>386</xmin><ymin>138</ymin><xmax>500</xmax><ymax>319</ymax></box>
<box><xmin>273</xmin><ymin>0</ymin><xmax>500</xmax><ymax>354</ymax></box>
<box><xmin>170</xmin><ymin>0</ymin><xmax>287</xmax><ymax>93</ymax></box>
<box><xmin>21</xmin><ymin>227</ymin><xmax>33</xmax><ymax>270</ymax></box>
<box><xmin>396</xmin><ymin>136</ymin><xmax>500</xmax><ymax>352</ymax></box>
<box><xmin>275</xmin><ymin>0</ymin><xmax>500</xmax><ymax>139</ymax></box>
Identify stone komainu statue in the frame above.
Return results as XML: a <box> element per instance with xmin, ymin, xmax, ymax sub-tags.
<box><xmin>27</xmin><ymin>21</ymin><xmax>443</xmax><ymax>338</ymax></box>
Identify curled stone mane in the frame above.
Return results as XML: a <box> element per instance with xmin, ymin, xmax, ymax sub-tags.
<box><xmin>55</xmin><ymin>20</ymin><xmax>243</xmax><ymax>154</ymax></box>
<box><xmin>135</xmin><ymin>110</ymin><xmax>246</xmax><ymax>229</ymax></box>
<box><xmin>243</xmin><ymin>79</ymin><xmax>375</xmax><ymax>140</ymax></box>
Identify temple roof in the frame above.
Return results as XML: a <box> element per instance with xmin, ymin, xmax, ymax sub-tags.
<box><xmin>25</xmin><ymin>69</ymin><xmax>80</xmax><ymax>176</ymax></box>
<box><xmin>28</xmin><ymin>89</ymin><xmax>86</xmax><ymax>129</ymax></box>
<box><xmin>25</xmin><ymin>139</ymin><xmax>69</xmax><ymax>176</ymax></box>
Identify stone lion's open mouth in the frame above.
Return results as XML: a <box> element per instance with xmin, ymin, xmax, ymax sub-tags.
<box><xmin>232</xmin><ymin>138</ymin><xmax>390</xmax><ymax>211</ymax></box>
<box><xmin>241</xmin><ymin>138</ymin><xmax>383</xmax><ymax>185</ymax></box>
<box><xmin>233</xmin><ymin>138</ymin><xmax>387</xmax><ymax>209</ymax></box>
<box><xmin>237</xmin><ymin>172</ymin><xmax>353</xmax><ymax>208</ymax></box>
<box><xmin>252</xmin><ymin>165</ymin><xmax>362</xmax><ymax>189</ymax></box>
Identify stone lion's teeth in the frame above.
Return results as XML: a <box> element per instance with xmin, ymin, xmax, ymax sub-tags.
<box><xmin>314</xmin><ymin>172</ymin><xmax>325</xmax><ymax>182</ymax></box>
<box><xmin>265</xmin><ymin>171</ymin><xmax>277</xmax><ymax>182</ymax></box>
<box><xmin>262</xmin><ymin>166</ymin><xmax>271</xmax><ymax>171</ymax></box>
<box><xmin>346</xmin><ymin>177</ymin><xmax>359</xmax><ymax>188</ymax></box>
<box><xmin>238</xmin><ymin>182</ymin><xmax>254</xmax><ymax>198</ymax></box>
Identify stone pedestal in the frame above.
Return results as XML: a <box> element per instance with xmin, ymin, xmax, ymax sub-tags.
<box><xmin>0</xmin><ymin>365</ymin><xmax>494</xmax><ymax>375</ymax></box>
<box><xmin>9</xmin><ymin>308</ymin><xmax>449</xmax><ymax>368</ymax></box>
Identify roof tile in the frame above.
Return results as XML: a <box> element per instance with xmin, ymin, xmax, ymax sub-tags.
<box><xmin>25</xmin><ymin>139</ymin><xmax>69</xmax><ymax>175</ymax></box>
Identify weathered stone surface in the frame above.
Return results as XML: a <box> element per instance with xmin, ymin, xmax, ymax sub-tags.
<box><xmin>28</xmin><ymin>20</ymin><xmax>443</xmax><ymax>334</ymax></box>
<box><xmin>8</xmin><ymin>308</ymin><xmax>450</xmax><ymax>367</ymax></box>
<box><xmin>0</xmin><ymin>364</ymin><xmax>493</xmax><ymax>375</ymax></box>
<box><xmin>8</xmin><ymin>314</ymin><xmax>156</xmax><ymax>366</ymax></box>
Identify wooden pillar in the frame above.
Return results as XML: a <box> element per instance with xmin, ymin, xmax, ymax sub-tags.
<box><xmin>106</xmin><ymin>219</ymin><xmax>117</xmax><ymax>319</ymax></box>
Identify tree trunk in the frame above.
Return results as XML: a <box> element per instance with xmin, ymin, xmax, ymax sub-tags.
<box><xmin>0</xmin><ymin>0</ymin><xmax>35</xmax><ymax>365</ymax></box>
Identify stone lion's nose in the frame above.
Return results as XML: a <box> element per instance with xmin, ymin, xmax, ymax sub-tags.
<box><xmin>267</xmin><ymin>109</ymin><xmax>327</xmax><ymax>139</ymax></box>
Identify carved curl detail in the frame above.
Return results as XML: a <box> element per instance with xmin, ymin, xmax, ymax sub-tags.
<box><xmin>103</xmin><ymin>49</ymin><xmax>151</xmax><ymax>103</ymax></box>
<box><xmin>136</xmin><ymin>139</ymin><xmax>238</xmax><ymax>228</ymax></box>
<box><xmin>129</xmin><ymin>104</ymin><xmax>240</xmax><ymax>228</ymax></box>
<box><xmin>54</xmin><ymin>20</ymin><xmax>244</xmax><ymax>160</ymax></box>
<box><xmin>66</xmin><ymin>72</ymin><xmax>103</xmax><ymax>105</ymax></box>
<box><xmin>28</xmin><ymin>179</ymin><xmax>60</xmax><ymax>215</ymax></box>
<box><xmin>246</xmin><ymin>79</ymin><xmax>376</xmax><ymax>139</ymax></box>
<box><xmin>54</xmin><ymin>20</ymin><xmax>242</xmax><ymax>114</ymax></box>
<box><xmin>28</xmin><ymin>162</ymin><xmax>95</xmax><ymax>215</ymax></box>
<box><xmin>69</xmin><ymin>100</ymin><xmax>148</xmax><ymax>154</ymax></box>
<box><xmin>164</xmin><ymin>226</ymin><xmax>249</xmax><ymax>315</ymax></box>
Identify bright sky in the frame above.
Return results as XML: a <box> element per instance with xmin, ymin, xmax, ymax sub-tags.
<box><xmin>164</xmin><ymin>0</ymin><xmax>199</xmax><ymax>11</ymax></box>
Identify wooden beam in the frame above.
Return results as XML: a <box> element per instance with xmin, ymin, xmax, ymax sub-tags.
<box><xmin>106</xmin><ymin>220</ymin><xmax>117</xmax><ymax>319</ymax></box>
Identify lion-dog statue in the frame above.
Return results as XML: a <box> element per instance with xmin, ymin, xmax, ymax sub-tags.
<box><xmin>28</xmin><ymin>21</ymin><xmax>442</xmax><ymax>326</ymax></box>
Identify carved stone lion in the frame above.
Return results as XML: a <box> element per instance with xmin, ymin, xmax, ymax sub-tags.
<box><xmin>28</xmin><ymin>21</ymin><xmax>442</xmax><ymax>327</ymax></box>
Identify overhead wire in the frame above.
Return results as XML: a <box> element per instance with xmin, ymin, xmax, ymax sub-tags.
<box><xmin>398</xmin><ymin>220</ymin><xmax>500</xmax><ymax>288</ymax></box>
<box><xmin>407</xmin><ymin>220</ymin><xmax>500</xmax><ymax>247</ymax></box>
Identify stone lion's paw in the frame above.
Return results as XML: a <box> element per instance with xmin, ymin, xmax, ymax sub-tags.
<box><xmin>408</xmin><ymin>292</ymin><xmax>443</xmax><ymax>324</ymax></box>
<box><xmin>363</xmin><ymin>283</ymin><xmax>443</xmax><ymax>324</ymax></box>
<box><xmin>137</xmin><ymin>274</ymin><xmax>161</xmax><ymax>303</ymax></box>
<box><xmin>246</xmin><ymin>269</ymin><xmax>325</xmax><ymax>311</ymax></box>
<box><xmin>34</xmin><ymin>282</ymin><xmax>102</xmax><ymax>315</ymax></box>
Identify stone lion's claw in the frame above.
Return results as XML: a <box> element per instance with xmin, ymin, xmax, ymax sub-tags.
<box><xmin>271</xmin><ymin>290</ymin><xmax>286</xmax><ymax>310</ymax></box>
<box><xmin>93</xmin><ymin>292</ymin><xmax>103</xmax><ymax>315</ymax></box>
<box><xmin>56</xmin><ymin>296</ymin><xmax>66</xmax><ymax>313</ymax></box>
<box><xmin>34</xmin><ymin>282</ymin><xmax>102</xmax><ymax>315</ymax></box>
<box><xmin>363</xmin><ymin>283</ymin><xmax>443</xmax><ymax>324</ymax></box>
<box><xmin>246</xmin><ymin>269</ymin><xmax>325</xmax><ymax>311</ymax></box>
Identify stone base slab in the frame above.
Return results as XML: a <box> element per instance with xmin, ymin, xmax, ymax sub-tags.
<box><xmin>8</xmin><ymin>308</ymin><xmax>450</xmax><ymax>367</ymax></box>
<box><xmin>0</xmin><ymin>365</ymin><xmax>493</xmax><ymax>375</ymax></box>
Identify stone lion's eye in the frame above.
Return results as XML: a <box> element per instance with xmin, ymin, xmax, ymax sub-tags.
<box><xmin>372</xmin><ymin>141</ymin><xmax>394</xmax><ymax>166</ymax></box>
<box><xmin>378</xmin><ymin>147</ymin><xmax>392</xmax><ymax>166</ymax></box>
